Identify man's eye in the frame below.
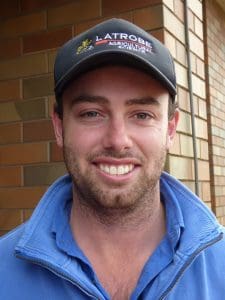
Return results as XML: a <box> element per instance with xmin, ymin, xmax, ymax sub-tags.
<box><xmin>135</xmin><ymin>112</ymin><xmax>151</xmax><ymax>120</ymax></box>
<box><xmin>81</xmin><ymin>111</ymin><xmax>99</xmax><ymax>118</ymax></box>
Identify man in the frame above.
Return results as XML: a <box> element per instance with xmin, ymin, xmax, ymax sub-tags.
<box><xmin>0</xmin><ymin>18</ymin><xmax>224</xmax><ymax>300</ymax></box>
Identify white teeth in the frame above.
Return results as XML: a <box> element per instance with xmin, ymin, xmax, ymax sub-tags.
<box><xmin>110</xmin><ymin>166</ymin><xmax>117</xmax><ymax>175</ymax></box>
<box><xmin>118</xmin><ymin>166</ymin><xmax>124</xmax><ymax>175</ymax></box>
<box><xmin>99</xmin><ymin>164</ymin><xmax>134</xmax><ymax>175</ymax></box>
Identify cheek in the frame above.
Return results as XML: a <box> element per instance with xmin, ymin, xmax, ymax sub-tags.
<box><xmin>64</xmin><ymin>125</ymin><xmax>103</xmax><ymax>155</ymax></box>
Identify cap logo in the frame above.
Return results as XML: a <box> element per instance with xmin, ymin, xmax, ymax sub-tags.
<box><xmin>76</xmin><ymin>33</ymin><xmax>154</xmax><ymax>56</ymax></box>
<box><xmin>95</xmin><ymin>33</ymin><xmax>154</xmax><ymax>54</ymax></box>
<box><xmin>76</xmin><ymin>39</ymin><xmax>94</xmax><ymax>54</ymax></box>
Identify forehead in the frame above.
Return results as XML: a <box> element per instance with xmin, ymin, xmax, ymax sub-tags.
<box><xmin>62</xmin><ymin>65</ymin><xmax>169</xmax><ymax>104</ymax></box>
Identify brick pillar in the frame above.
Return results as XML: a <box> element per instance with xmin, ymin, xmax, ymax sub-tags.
<box><xmin>204</xmin><ymin>0</ymin><xmax>225</xmax><ymax>225</ymax></box>
<box><xmin>163</xmin><ymin>1</ymin><xmax>212</xmax><ymax>207</ymax></box>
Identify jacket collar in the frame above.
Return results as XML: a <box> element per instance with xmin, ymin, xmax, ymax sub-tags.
<box><xmin>15</xmin><ymin>173</ymin><xmax>223</xmax><ymax>291</ymax></box>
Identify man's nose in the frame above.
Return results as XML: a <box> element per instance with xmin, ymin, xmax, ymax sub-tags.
<box><xmin>102</xmin><ymin>118</ymin><xmax>133</xmax><ymax>152</ymax></box>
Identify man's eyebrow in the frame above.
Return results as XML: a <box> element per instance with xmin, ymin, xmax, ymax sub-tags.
<box><xmin>71</xmin><ymin>94</ymin><xmax>109</xmax><ymax>105</ymax></box>
<box><xmin>125</xmin><ymin>97</ymin><xmax>160</xmax><ymax>106</ymax></box>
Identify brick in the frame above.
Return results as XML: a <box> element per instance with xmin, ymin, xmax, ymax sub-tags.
<box><xmin>191</xmin><ymin>74</ymin><xmax>206</xmax><ymax>98</ymax></box>
<box><xmin>133</xmin><ymin>5</ymin><xmax>163</xmax><ymax>31</ymax></box>
<box><xmin>215</xmin><ymin>206</ymin><xmax>225</xmax><ymax>217</ymax></box>
<box><xmin>0</xmin><ymin>38</ymin><xmax>21</xmax><ymax>60</ymax></box>
<box><xmin>215</xmin><ymin>176</ymin><xmax>225</xmax><ymax>186</ymax></box>
<box><xmin>176</xmin><ymin>111</ymin><xmax>192</xmax><ymax>134</ymax></box>
<box><xmin>200</xmin><ymin>140</ymin><xmax>209</xmax><ymax>160</ymax></box>
<box><xmin>48</xmin><ymin>50</ymin><xmax>57</xmax><ymax>72</ymax></box>
<box><xmin>196</xmin><ymin>118</ymin><xmax>208</xmax><ymax>139</ymax></box>
<box><xmin>24</xmin><ymin>163</ymin><xmax>66</xmax><ymax>186</ymax></box>
<box><xmin>177</xmin><ymin>87</ymin><xmax>190</xmax><ymax>112</ymax></box>
<box><xmin>190</xmin><ymin>52</ymin><xmax>197</xmax><ymax>74</ymax></box>
<box><xmin>188</xmin><ymin>9</ymin><xmax>195</xmax><ymax>32</ymax></box>
<box><xmin>164</xmin><ymin>31</ymin><xmax>176</xmax><ymax>58</ymax></box>
<box><xmin>188</xmin><ymin>0</ymin><xmax>203</xmax><ymax>20</ymax></box>
<box><xmin>194</xmin><ymin>15</ymin><xmax>203</xmax><ymax>39</ymax></box>
<box><xmin>198</xmin><ymin>99</ymin><xmax>207</xmax><ymax>119</ymax></box>
<box><xmin>23</xmin><ymin>209</ymin><xmax>34</xmax><ymax>221</ymax></box>
<box><xmin>196</xmin><ymin>58</ymin><xmax>205</xmax><ymax>79</ymax></box>
<box><xmin>48</xmin><ymin>0</ymin><xmax>101</xmax><ymax>28</ymax></box>
<box><xmin>176</xmin><ymin>40</ymin><xmax>187</xmax><ymax>66</ymax></box>
<box><xmin>102</xmin><ymin>0</ymin><xmax>161</xmax><ymax>15</ymax></box>
<box><xmin>216</xmin><ymin>196</ymin><xmax>225</xmax><ymax>207</ymax></box>
<box><xmin>0</xmin><ymin>209</ymin><xmax>22</xmax><ymax>231</ymax></box>
<box><xmin>20</xmin><ymin>0</ymin><xmax>71</xmax><ymax>11</ymax></box>
<box><xmin>189</xmin><ymin>31</ymin><xmax>204</xmax><ymax>59</ymax></box>
<box><xmin>163</xmin><ymin>0</ymin><xmax>174</xmax><ymax>11</ymax></box>
<box><xmin>23</xmin><ymin>27</ymin><xmax>72</xmax><ymax>53</ymax></box>
<box><xmin>50</xmin><ymin>142</ymin><xmax>64</xmax><ymax>162</ymax></box>
<box><xmin>0</xmin><ymin>53</ymin><xmax>47</xmax><ymax>81</ymax></box>
<box><xmin>150</xmin><ymin>29</ymin><xmax>164</xmax><ymax>43</ymax></box>
<box><xmin>198</xmin><ymin>160</ymin><xmax>210</xmax><ymax>181</ymax></box>
<box><xmin>17</xmin><ymin>98</ymin><xmax>47</xmax><ymax>121</ymax></box>
<box><xmin>193</xmin><ymin>96</ymin><xmax>199</xmax><ymax>117</ymax></box>
<box><xmin>48</xmin><ymin>96</ymin><xmax>56</xmax><ymax>117</ymax></box>
<box><xmin>215</xmin><ymin>186</ymin><xmax>225</xmax><ymax>197</ymax></box>
<box><xmin>180</xmin><ymin>134</ymin><xmax>194</xmax><ymax>157</ymax></box>
<box><xmin>163</xmin><ymin>6</ymin><xmax>185</xmax><ymax>43</ymax></box>
<box><xmin>174</xmin><ymin>62</ymin><xmax>188</xmax><ymax>88</ymax></box>
<box><xmin>23</xmin><ymin>75</ymin><xmax>54</xmax><ymax>99</ymax></box>
<box><xmin>169</xmin><ymin>156</ymin><xmax>194</xmax><ymax>180</ymax></box>
<box><xmin>0</xmin><ymin>0</ymin><xmax>19</xmax><ymax>20</ymax></box>
<box><xmin>0</xmin><ymin>123</ymin><xmax>21</xmax><ymax>145</ymax></box>
<box><xmin>201</xmin><ymin>181</ymin><xmax>211</xmax><ymax>203</ymax></box>
<box><xmin>169</xmin><ymin>133</ymin><xmax>180</xmax><ymax>155</ymax></box>
<box><xmin>76</xmin><ymin>17</ymin><xmax>107</xmax><ymax>35</ymax></box>
<box><xmin>0</xmin><ymin>142</ymin><xmax>48</xmax><ymax>165</ymax></box>
<box><xmin>0</xmin><ymin>98</ymin><xmax>46</xmax><ymax>123</ymax></box>
<box><xmin>0</xmin><ymin>12</ymin><xmax>46</xmax><ymax>38</ymax></box>
<box><xmin>75</xmin><ymin>12</ymin><xmax>133</xmax><ymax>35</ymax></box>
<box><xmin>0</xmin><ymin>102</ymin><xmax>20</xmax><ymax>123</ymax></box>
<box><xmin>0</xmin><ymin>166</ymin><xmax>21</xmax><ymax>187</ymax></box>
<box><xmin>0</xmin><ymin>231</ymin><xmax>7</xmax><ymax>237</ymax></box>
<box><xmin>174</xmin><ymin>0</ymin><xmax>184</xmax><ymax>21</ymax></box>
<box><xmin>23</xmin><ymin>120</ymin><xmax>55</xmax><ymax>142</ymax></box>
<box><xmin>0</xmin><ymin>79</ymin><xmax>21</xmax><ymax>101</ymax></box>
<box><xmin>0</xmin><ymin>187</ymin><xmax>46</xmax><ymax>208</ymax></box>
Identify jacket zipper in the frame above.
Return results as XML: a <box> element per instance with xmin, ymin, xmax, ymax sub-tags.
<box><xmin>16</xmin><ymin>254</ymin><xmax>102</xmax><ymax>300</ymax></box>
<box><xmin>158</xmin><ymin>233</ymin><xmax>223</xmax><ymax>300</ymax></box>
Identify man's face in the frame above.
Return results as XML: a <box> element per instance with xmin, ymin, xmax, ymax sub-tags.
<box><xmin>53</xmin><ymin>66</ymin><xmax>178</xmax><ymax>213</ymax></box>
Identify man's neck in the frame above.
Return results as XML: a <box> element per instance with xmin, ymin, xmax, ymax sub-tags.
<box><xmin>69</xmin><ymin>191</ymin><xmax>166</xmax><ymax>298</ymax></box>
<box><xmin>69</xmin><ymin>191</ymin><xmax>166</xmax><ymax>257</ymax></box>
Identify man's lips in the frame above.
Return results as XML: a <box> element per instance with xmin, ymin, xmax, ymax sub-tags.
<box><xmin>92</xmin><ymin>157</ymin><xmax>141</xmax><ymax>176</ymax></box>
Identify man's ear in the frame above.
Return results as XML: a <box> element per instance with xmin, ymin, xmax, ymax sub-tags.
<box><xmin>167</xmin><ymin>109</ymin><xmax>179</xmax><ymax>149</ymax></box>
<box><xmin>52</xmin><ymin>109</ymin><xmax>63</xmax><ymax>148</ymax></box>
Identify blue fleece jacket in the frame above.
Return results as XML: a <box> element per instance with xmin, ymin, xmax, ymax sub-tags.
<box><xmin>0</xmin><ymin>172</ymin><xmax>224</xmax><ymax>299</ymax></box>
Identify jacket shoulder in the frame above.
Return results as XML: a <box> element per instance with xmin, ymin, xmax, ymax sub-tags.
<box><xmin>0</xmin><ymin>224</ymin><xmax>25</xmax><ymax>257</ymax></box>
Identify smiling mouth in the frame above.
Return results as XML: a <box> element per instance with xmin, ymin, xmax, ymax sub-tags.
<box><xmin>99</xmin><ymin>164</ymin><xmax>134</xmax><ymax>176</ymax></box>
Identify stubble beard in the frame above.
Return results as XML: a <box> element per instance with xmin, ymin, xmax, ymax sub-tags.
<box><xmin>63</xmin><ymin>144</ymin><xmax>167</xmax><ymax>226</ymax></box>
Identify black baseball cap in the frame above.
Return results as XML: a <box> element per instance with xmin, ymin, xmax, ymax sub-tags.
<box><xmin>54</xmin><ymin>18</ymin><xmax>176</xmax><ymax>103</ymax></box>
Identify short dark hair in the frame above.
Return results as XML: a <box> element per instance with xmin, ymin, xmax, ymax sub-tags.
<box><xmin>168</xmin><ymin>95</ymin><xmax>178</xmax><ymax>119</ymax></box>
<box><xmin>54</xmin><ymin>95</ymin><xmax>63</xmax><ymax>119</ymax></box>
